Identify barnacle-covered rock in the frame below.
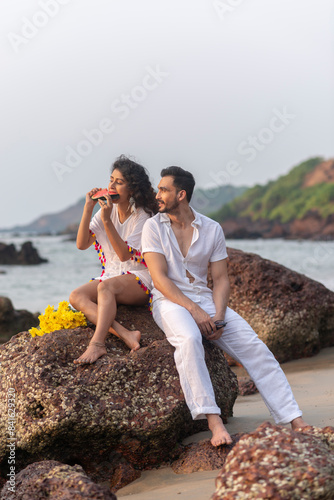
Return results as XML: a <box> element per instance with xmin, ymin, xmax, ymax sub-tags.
<box><xmin>1</xmin><ymin>460</ymin><xmax>116</xmax><ymax>499</ymax></box>
<box><xmin>0</xmin><ymin>305</ymin><xmax>238</xmax><ymax>487</ymax></box>
<box><xmin>208</xmin><ymin>248</ymin><xmax>334</xmax><ymax>363</ymax></box>
<box><xmin>212</xmin><ymin>422</ymin><xmax>334</xmax><ymax>499</ymax></box>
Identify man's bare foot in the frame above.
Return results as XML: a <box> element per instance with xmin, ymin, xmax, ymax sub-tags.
<box><xmin>291</xmin><ymin>416</ymin><xmax>309</xmax><ymax>431</ymax></box>
<box><xmin>74</xmin><ymin>341</ymin><xmax>107</xmax><ymax>364</ymax></box>
<box><xmin>207</xmin><ymin>414</ymin><xmax>233</xmax><ymax>447</ymax></box>
<box><xmin>111</xmin><ymin>323</ymin><xmax>141</xmax><ymax>352</ymax></box>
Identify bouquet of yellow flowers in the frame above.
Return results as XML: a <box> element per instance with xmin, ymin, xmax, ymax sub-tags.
<box><xmin>29</xmin><ymin>301</ymin><xmax>87</xmax><ymax>337</ymax></box>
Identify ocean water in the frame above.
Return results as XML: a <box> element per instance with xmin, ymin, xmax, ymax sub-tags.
<box><xmin>1</xmin><ymin>233</ymin><xmax>334</xmax><ymax>314</ymax></box>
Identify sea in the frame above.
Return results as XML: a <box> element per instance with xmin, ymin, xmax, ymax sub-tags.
<box><xmin>1</xmin><ymin>233</ymin><xmax>334</xmax><ymax>314</ymax></box>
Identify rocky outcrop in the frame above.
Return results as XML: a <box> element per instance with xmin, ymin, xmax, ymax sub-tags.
<box><xmin>215</xmin><ymin>248</ymin><xmax>334</xmax><ymax>363</ymax></box>
<box><xmin>0</xmin><ymin>297</ymin><xmax>39</xmax><ymax>343</ymax></box>
<box><xmin>1</xmin><ymin>460</ymin><xmax>116</xmax><ymax>499</ymax></box>
<box><xmin>222</xmin><ymin>212</ymin><xmax>334</xmax><ymax>240</ymax></box>
<box><xmin>0</xmin><ymin>241</ymin><xmax>48</xmax><ymax>265</ymax></box>
<box><xmin>0</xmin><ymin>305</ymin><xmax>238</xmax><ymax>487</ymax></box>
<box><xmin>212</xmin><ymin>422</ymin><xmax>334</xmax><ymax>499</ymax></box>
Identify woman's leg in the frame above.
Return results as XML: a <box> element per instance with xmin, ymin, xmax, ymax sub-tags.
<box><xmin>69</xmin><ymin>280</ymin><xmax>143</xmax><ymax>349</ymax></box>
<box><xmin>74</xmin><ymin>274</ymin><xmax>148</xmax><ymax>364</ymax></box>
<box><xmin>69</xmin><ymin>280</ymin><xmax>100</xmax><ymax>323</ymax></box>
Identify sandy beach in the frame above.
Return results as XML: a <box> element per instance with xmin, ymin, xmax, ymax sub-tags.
<box><xmin>117</xmin><ymin>346</ymin><xmax>334</xmax><ymax>499</ymax></box>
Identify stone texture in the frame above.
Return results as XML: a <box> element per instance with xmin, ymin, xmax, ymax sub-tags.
<box><xmin>1</xmin><ymin>460</ymin><xmax>116</xmax><ymax>499</ymax></box>
<box><xmin>237</xmin><ymin>377</ymin><xmax>258</xmax><ymax>396</ymax></box>
<box><xmin>0</xmin><ymin>296</ymin><xmax>39</xmax><ymax>343</ymax></box>
<box><xmin>211</xmin><ymin>248</ymin><xmax>334</xmax><ymax>363</ymax></box>
<box><xmin>0</xmin><ymin>305</ymin><xmax>238</xmax><ymax>484</ymax></box>
<box><xmin>0</xmin><ymin>241</ymin><xmax>48</xmax><ymax>265</ymax></box>
<box><xmin>108</xmin><ymin>462</ymin><xmax>141</xmax><ymax>493</ymax></box>
<box><xmin>171</xmin><ymin>434</ymin><xmax>243</xmax><ymax>474</ymax></box>
<box><xmin>212</xmin><ymin>422</ymin><xmax>334</xmax><ymax>500</ymax></box>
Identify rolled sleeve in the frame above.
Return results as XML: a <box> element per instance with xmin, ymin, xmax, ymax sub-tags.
<box><xmin>142</xmin><ymin>219</ymin><xmax>166</xmax><ymax>256</ymax></box>
<box><xmin>209</xmin><ymin>224</ymin><xmax>228</xmax><ymax>262</ymax></box>
<box><xmin>89</xmin><ymin>210</ymin><xmax>103</xmax><ymax>235</ymax></box>
<box><xmin>126</xmin><ymin>210</ymin><xmax>149</xmax><ymax>250</ymax></box>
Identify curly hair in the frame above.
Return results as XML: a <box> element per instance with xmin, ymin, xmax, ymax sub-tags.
<box><xmin>111</xmin><ymin>155</ymin><xmax>158</xmax><ymax>215</ymax></box>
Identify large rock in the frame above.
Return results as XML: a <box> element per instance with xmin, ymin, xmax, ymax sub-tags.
<box><xmin>1</xmin><ymin>460</ymin><xmax>116</xmax><ymax>499</ymax></box>
<box><xmin>171</xmin><ymin>434</ymin><xmax>243</xmax><ymax>474</ymax></box>
<box><xmin>0</xmin><ymin>297</ymin><xmax>39</xmax><ymax>343</ymax></box>
<box><xmin>0</xmin><ymin>305</ymin><xmax>238</xmax><ymax>486</ymax></box>
<box><xmin>0</xmin><ymin>241</ymin><xmax>48</xmax><ymax>265</ymax></box>
<box><xmin>223</xmin><ymin>248</ymin><xmax>334</xmax><ymax>362</ymax></box>
<box><xmin>212</xmin><ymin>422</ymin><xmax>334</xmax><ymax>499</ymax></box>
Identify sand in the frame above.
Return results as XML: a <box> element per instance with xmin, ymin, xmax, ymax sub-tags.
<box><xmin>117</xmin><ymin>346</ymin><xmax>334</xmax><ymax>499</ymax></box>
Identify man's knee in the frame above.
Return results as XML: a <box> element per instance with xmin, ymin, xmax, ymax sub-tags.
<box><xmin>177</xmin><ymin>330</ymin><xmax>203</xmax><ymax>353</ymax></box>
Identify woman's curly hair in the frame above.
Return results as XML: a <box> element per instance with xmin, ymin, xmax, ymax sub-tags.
<box><xmin>111</xmin><ymin>155</ymin><xmax>158</xmax><ymax>215</ymax></box>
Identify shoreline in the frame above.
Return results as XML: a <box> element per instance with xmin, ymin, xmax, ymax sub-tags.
<box><xmin>117</xmin><ymin>346</ymin><xmax>334</xmax><ymax>499</ymax></box>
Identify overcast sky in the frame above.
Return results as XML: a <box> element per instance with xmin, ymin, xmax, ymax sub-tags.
<box><xmin>1</xmin><ymin>0</ymin><xmax>333</xmax><ymax>228</ymax></box>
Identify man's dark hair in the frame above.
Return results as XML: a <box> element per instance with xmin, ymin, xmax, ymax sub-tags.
<box><xmin>160</xmin><ymin>166</ymin><xmax>195</xmax><ymax>202</ymax></box>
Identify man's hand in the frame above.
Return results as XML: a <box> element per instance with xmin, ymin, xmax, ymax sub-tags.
<box><xmin>206</xmin><ymin>323</ymin><xmax>225</xmax><ymax>340</ymax></box>
<box><xmin>190</xmin><ymin>305</ymin><xmax>216</xmax><ymax>338</ymax></box>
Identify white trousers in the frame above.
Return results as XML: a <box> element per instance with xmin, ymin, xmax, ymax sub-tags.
<box><xmin>153</xmin><ymin>295</ymin><xmax>302</xmax><ymax>424</ymax></box>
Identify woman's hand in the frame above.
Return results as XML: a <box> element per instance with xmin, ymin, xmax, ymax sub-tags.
<box><xmin>99</xmin><ymin>193</ymin><xmax>114</xmax><ymax>224</ymax></box>
<box><xmin>85</xmin><ymin>188</ymin><xmax>102</xmax><ymax>208</ymax></box>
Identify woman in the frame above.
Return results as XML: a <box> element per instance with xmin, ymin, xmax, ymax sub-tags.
<box><xmin>69</xmin><ymin>155</ymin><xmax>158</xmax><ymax>364</ymax></box>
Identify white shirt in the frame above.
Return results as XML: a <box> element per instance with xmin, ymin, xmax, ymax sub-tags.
<box><xmin>141</xmin><ymin>208</ymin><xmax>228</xmax><ymax>303</ymax></box>
<box><xmin>89</xmin><ymin>206</ymin><xmax>152</xmax><ymax>288</ymax></box>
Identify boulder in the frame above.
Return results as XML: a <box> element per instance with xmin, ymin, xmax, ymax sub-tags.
<box><xmin>0</xmin><ymin>241</ymin><xmax>48</xmax><ymax>265</ymax></box>
<box><xmin>171</xmin><ymin>434</ymin><xmax>243</xmax><ymax>474</ymax></box>
<box><xmin>212</xmin><ymin>422</ymin><xmax>334</xmax><ymax>499</ymax></box>
<box><xmin>1</xmin><ymin>460</ymin><xmax>116</xmax><ymax>499</ymax></box>
<box><xmin>0</xmin><ymin>305</ymin><xmax>238</xmax><ymax>487</ymax></box>
<box><xmin>209</xmin><ymin>248</ymin><xmax>334</xmax><ymax>363</ymax></box>
<box><xmin>0</xmin><ymin>297</ymin><xmax>39</xmax><ymax>343</ymax></box>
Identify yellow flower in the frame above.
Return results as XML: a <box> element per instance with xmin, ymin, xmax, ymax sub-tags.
<box><xmin>29</xmin><ymin>301</ymin><xmax>87</xmax><ymax>338</ymax></box>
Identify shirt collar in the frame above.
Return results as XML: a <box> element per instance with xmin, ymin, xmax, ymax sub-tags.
<box><xmin>158</xmin><ymin>207</ymin><xmax>202</xmax><ymax>227</ymax></box>
<box><xmin>190</xmin><ymin>207</ymin><xmax>202</xmax><ymax>227</ymax></box>
<box><xmin>158</xmin><ymin>212</ymin><xmax>171</xmax><ymax>224</ymax></box>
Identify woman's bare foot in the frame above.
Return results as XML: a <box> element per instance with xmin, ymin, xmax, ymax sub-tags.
<box><xmin>74</xmin><ymin>341</ymin><xmax>107</xmax><ymax>364</ymax></box>
<box><xmin>291</xmin><ymin>416</ymin><xmax>309</xmax><ymax>431</ymax></box>
<box><xmin>111</xmin><ymin>322</ymin><xmax>141</xmax><ymax>352</ymax></box>
<box><xmin>207</xmin><ymin>414</ymin><xmax>233</xmax><ymax>447</ymax></box>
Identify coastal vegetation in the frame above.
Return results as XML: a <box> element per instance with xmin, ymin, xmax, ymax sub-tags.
<box><xmin>210</xmin><ymin>157</ymin><xmax>334</xmax><ymax>223</ymax></box>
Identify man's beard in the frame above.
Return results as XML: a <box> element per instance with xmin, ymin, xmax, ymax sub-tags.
<box><xmin>158</xmin><ymin>198</ymin><xmax>180</xmax><ymax>214</ymax></box>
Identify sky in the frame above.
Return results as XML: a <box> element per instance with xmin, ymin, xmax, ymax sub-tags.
<box><xmin>0</xmin><ymin>0</ymin><xmax>333</xmax><ymax>228</ymax></box>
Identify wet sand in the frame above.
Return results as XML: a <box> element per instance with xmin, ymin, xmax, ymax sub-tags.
<box><xmin>117</xmin><ymin>346</ymin><xmax>334</xmax><ymax>499</ymax></box>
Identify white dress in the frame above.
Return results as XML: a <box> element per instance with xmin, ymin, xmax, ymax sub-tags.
<box><xmin>89</xmin><ymin>206</ymin><xmax>152</xmax><ymax>291</ymax></box>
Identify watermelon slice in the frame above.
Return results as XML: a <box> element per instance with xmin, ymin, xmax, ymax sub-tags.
<box><xmin>91</xmin><ymin>189</ymin><xmax>120</xmax><ymax>201</ymax></box>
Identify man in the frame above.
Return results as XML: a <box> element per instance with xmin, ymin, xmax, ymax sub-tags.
<box><xmin>141</xmin><ymin>166</ymin><xmax>308</xmax><ymax>446</ymax></box>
